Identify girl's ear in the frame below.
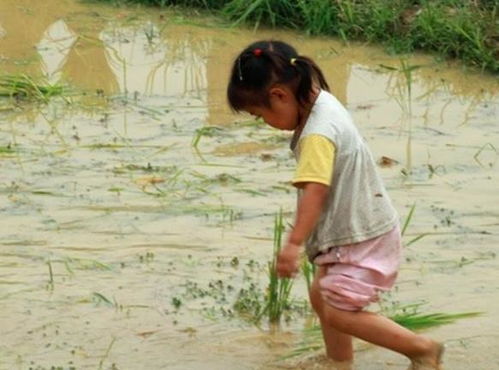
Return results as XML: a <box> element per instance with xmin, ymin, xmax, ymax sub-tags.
<box><xmin>269</xmin><ymin>86</ymin><xmax>291</xmax><ymax>102</ymax></box>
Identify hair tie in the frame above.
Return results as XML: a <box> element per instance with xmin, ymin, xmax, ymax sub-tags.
<box><xmin>290</xmin><ymin>58</ymin><xmax>297</xmax><ymax>66</ymax></box>
<box><xmin>237</xmin><ymin>56</ymin><xmax>243</xmax><ymax>81</ymax></box>
<box><xmin>253</xmin><ymin>48</ymin><xmax>263</xmax><ymax>57</ymax></box>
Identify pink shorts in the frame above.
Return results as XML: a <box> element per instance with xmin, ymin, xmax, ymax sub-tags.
<box><xmin>313</xmin><ymin>225</ymin><xmax>401</xmax><ymax>311</ymax></box>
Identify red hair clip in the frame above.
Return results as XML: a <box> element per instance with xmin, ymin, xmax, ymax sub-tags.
<box><xmin>253</xmin><ymin>48</ymin><xmax>263</xmax><ymax>57</ymax></box>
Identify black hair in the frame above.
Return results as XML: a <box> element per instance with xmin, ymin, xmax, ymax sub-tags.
<box><xmin>227</xmin><ymin>40</ymin><xmax>330</xmax><ymax>112</ymax></box>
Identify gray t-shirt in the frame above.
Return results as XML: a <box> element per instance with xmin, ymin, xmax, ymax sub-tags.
<box><xmin>291</xmin><ymin>90</ymin><xmax>399</xmax><ymax>262</ymax></box>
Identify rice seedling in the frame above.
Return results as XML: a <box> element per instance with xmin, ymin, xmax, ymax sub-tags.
<box><xmin>401</xmin><ymin>203</ymin><xmax>428</xmax><ymax>247</ymax></box>
<box><xmin>473</xmin><ymin>142</ymin><xmax>497</xmax><ymax>168</ymax></box>
<box><xmin>98</xmin><ymin>337</ymin><xmax>116</xmax><ymax>370</ymax></box>
<box><xmin>191</xmin><ymin>126</ymin><xmax>224</xmax><ymax>149</ymax></box>
<box><xmin>0</xmin><ymin>74</ymin><xmax>65</xmax><ymax>103</ymax></box>
<box><xmin>0</xmin><ymin>144</ymin><xmax>15</xmax><ymax>158</ymax></box>
<box><xmin>401</xmin><ymin>203</ymin><xmax>416</xmax><ymax>237</ymax></box>
<box><xmin>64</xmin><ymin>257</ymin><xmax>113</xmax><ymax>271</ymax></box>
<box><xmin>92</xmin><ymin>292</ymin><xmax>115</xmax><ymax>308</ymax></box>
<box><xmin>391</xmin><ymin>310</ymin><xmax>482</xmax><ymax>331</ymax></box>
<box><xmin>47</xmin><ymin>260</ymin><xmax>54</xmax><ymax>290</ymax></box>
<box><xmin>257</xmin><ymin>209</ymin><xmax>294</xmax><ymax>323</ymax></box>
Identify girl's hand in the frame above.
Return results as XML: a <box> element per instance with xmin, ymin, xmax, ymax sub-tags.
<box><xmin>276</xmin><ymin>243</ymin><xmax>301</xmax><ymax>278</ymax></box>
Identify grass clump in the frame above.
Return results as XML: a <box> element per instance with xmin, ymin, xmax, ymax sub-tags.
<box><xmin>222</xmin><ymin>0</ymin><xmax>298</xmax><ymax>29</ymax></box>
<box><xmin>0</xmin><ymin>74</ymin><xmax>65</xmax><ymax>103</ymax></box>
<box><xmin>97</xmin><ymin>0</ymin><xmax>498</xmax><ymax>73</ymax></box>
<box><xmin>89</xmin><ymin>0</ymin><xmax>226</xmax><ymax>9</ymax></box>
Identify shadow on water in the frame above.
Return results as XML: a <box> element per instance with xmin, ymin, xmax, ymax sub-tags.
<box><xmin>0</xmin><ymin>0</ymin><xmax>498</xmax><ymax>369</ymax></box>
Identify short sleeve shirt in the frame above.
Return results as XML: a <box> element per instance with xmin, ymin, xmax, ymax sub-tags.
<box><xmin>292</xmin><ymin>134</ymin><xmax>336</xmax><ymax>187</ymax></box>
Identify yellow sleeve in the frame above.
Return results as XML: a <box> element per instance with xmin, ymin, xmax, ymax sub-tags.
<box><xmin>292</xmin><ymin>134</ymin><xmax>336</xmax><ymax>187</ymax></box>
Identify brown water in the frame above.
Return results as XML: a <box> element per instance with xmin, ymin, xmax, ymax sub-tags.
<box><xmin>1</xmin><ymin>1</ymin><xmax>498</xmax><ymax>369</ymax></box>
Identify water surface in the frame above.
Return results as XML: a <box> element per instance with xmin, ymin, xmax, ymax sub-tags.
<box><xmin>1</xmin><ymin>1</ymin><xmax>498</xmax><ymax>369</ymax></box>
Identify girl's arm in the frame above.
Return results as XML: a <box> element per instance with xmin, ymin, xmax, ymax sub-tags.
<box><xmin>276</xmin><ymin>181</ymin><xmax>329</xmax><ymax>278</ymax></box>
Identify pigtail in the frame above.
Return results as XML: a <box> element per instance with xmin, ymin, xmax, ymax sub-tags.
<box><xmin>292</xmin><ymin>56</ymin><xmax>330</xmax><ymax>105</ymax></box>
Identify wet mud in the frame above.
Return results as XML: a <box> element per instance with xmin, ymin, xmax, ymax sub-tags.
<box><xmin>0</xmin><ymin>1</ymin><xmax>498</xmax><ymax>369</ymax></box>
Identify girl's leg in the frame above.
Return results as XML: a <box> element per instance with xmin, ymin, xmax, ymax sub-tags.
<box><xmin>309</xmin><ymin>266</ymin><xmax>353</xmax><ymax>361</ymax></box>
<box><xmin>320</xmin><ymin>303</ymin><xmax>442</xmax><ymax>367</ymax></box>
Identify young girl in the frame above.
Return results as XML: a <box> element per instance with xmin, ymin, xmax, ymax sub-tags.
<box><xmin>227</xmin><ymin>40</ymin><xmax>444</xmax><ymax>370</ymax></box>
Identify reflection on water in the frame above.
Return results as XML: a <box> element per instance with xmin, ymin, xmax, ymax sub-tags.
<box><xmin>101</xmin><ymin>22</ymin><xmax>209</xmax><ymax>100</ymax></box>
<box><xmin>37</xmin><ymin>19</ymin><xmax>77</xmax><ymax>83</ymax></box>
<box><xmin>0</xmin><ymin>22</ymin><xmax>6</xmax><ymax>39</ymax></box>
<box><xmin>0</xmin><ymin>1</ymin><xmax>498</xmax><ymax>370</ymax></box>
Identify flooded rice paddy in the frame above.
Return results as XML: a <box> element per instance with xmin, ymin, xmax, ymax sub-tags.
<box><xmin>1</xmin><ymin>1</ymin><xmax>498</xmax><ymax>369</ymax></box>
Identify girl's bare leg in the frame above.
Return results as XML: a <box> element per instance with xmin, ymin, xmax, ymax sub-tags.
<box><xmin>310</xmin><ymin>267</ymin><xmax>353</xmax><ymax>362</ymax></box>
<box><xmin>320</xmin><ymin>293</ymin><xmax>443</xmax><ymax>367</ymax></box>
<box><xmin>311</xmin><ymin>266</ymin><xmax>442</xmax><ymax>368</ymax></box>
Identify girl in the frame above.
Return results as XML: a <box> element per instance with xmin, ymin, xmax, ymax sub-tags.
<box><xmin>227</xmin><ymin>40</ymin><xmax>444</xmax><ymax>370</ymax></box>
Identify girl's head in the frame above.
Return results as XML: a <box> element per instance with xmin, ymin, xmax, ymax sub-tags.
<box><xmin>227</xmin><ymin>40</ymin><xmax>329</xmax><ymax>129</ymax></box>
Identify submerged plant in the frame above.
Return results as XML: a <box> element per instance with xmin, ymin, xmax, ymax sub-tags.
<box><xmin>0</xmin><ymin>74</ymin><xmax>65</xmax><ymax>103</ymax></box>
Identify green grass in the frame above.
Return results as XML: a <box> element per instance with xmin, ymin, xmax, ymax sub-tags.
<box><xmin>0</xmin><ymin>74</ymin><xmax>65</xmax><ymax>103</ymax></box>
<box><xmin>94</xmin><ymin>0</ymin><xmax>498</xmax><ymax>73</ymax></box>
<box><xmin>87</xmin><ymin>0</ymin><xmax>226</xmax><ymax>8</ymax></box>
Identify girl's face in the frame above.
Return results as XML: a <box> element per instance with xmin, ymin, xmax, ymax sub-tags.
<box><xmin>246</xmin><ymin>86</ymin><xmax>301</xmax><ymax>131</ymax></box>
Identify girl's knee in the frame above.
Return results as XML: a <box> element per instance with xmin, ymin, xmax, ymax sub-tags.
<box><xmin>309</xmin><ymin>266</ymin><xmax>327</xmax><ymax>315</ymax></box>
<box><xmin>322</xmin><ymin>306</ymin><xmax>358</xmax><ymax>333</ymax></box>
<box><xmin>309</xmin><ymin>279</ymin><xmax>323</xmax><ymax>315</ymax></box>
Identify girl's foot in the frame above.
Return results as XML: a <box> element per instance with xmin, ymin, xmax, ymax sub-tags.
<box><xmin>408</xmin><ymin>341</ymin><xmax>445</xmax><ymax>370</ymax></box>
<box><xmin>288</xmin><ymin>353</ymin><xmax>353</xmax><ymax>370</ymax></box>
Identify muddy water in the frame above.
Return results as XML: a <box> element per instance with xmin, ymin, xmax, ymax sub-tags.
<box><xmin>1</xmin><ymin>1</ymin><xmax>498</xmax><ymax>369</ymax></box>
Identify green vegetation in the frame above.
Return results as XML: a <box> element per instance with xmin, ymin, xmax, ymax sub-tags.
<box><xmin>261</xmin><ymin>209</ymin><xmax>294</xmax><ymax>323</ymax></box>
<box><xmin>391</xmin><ymin>310</ymin><xmax>482</xmax><ymax>330</ymax></box>
<box><xmin>233</xmin><ymin>210</ymin><xmax>297</xmax><ymax>324</ymax></box>
<box><xmin>93</xmin><ymin>0</ymin><xmax>498</xmax><ymax>73</ymax></box>
<box><xmin>0</xmin><ymin>74</ymin><xmax>65</xmax><ymax>103</ymax></box>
